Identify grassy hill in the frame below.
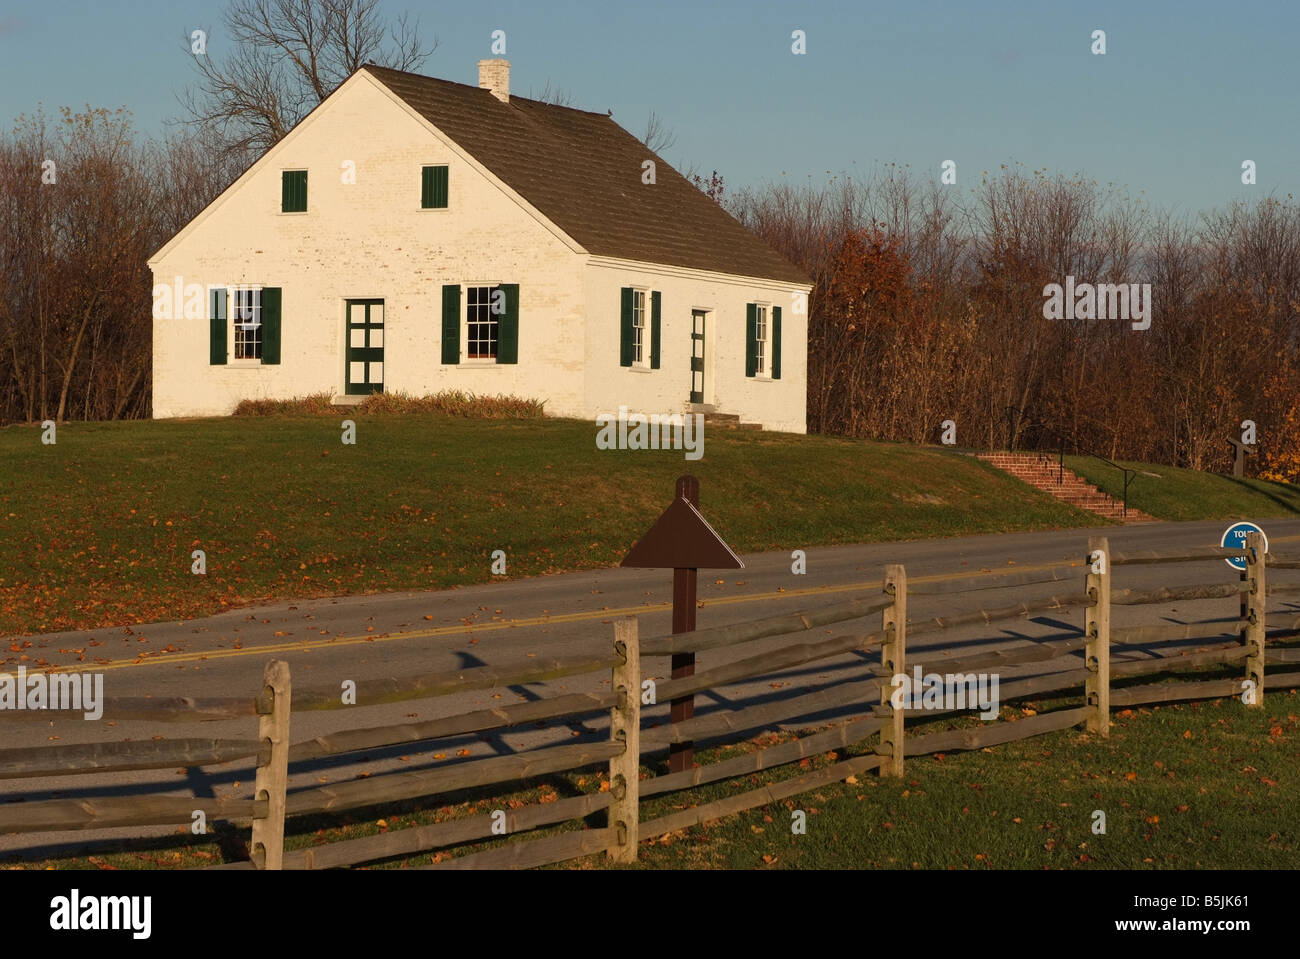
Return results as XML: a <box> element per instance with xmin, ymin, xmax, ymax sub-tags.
<box><xmin>0</xmin><ymin>414</ymin><xmax>1296</xmax><ymax>636</ymax></box>
<box><xmin>1065</xmin><ymin>454</ymin><xmax>1300</xmax><ymax>521</ymax></box>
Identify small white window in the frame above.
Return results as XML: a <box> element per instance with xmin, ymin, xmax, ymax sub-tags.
<box><xmin>632</xmin><ymin>290</ymin><xmax>647</xmax><ymax>367</ymax></box>
<box><xmin>754</xmin><ymin>304</ymin><xmax>768</xmax><ymax>377</ymax></box>
<box><xmin>233</xmin><ymin>287</ymin><xmax>262</xmax><ymax>360</ymax></box>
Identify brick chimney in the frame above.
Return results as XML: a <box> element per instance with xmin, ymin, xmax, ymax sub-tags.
<box><xmin>478</xmin><ymin>59</ymin><xmax>509</xmax><ymax>103</ymax></box>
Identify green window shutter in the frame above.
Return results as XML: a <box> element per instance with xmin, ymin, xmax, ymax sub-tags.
<box><xmin>422</xmin><ymin>165</ymin><xmax>449</xmax><ymax>208</ymax></box>
<box><xmin>619</xmin><ymin>287</ymin><xmax>634</xmax><ymax>367</ymax></box>
<box><xmin>745</xmin><ymin>303</ymin><xmax>758</xmax><ymax>377</ymax></box>
<box><xmin>282</xmin><ymin>171</ymin><xmax>307</xmax><ymax>212</ymax></box>
<box><xmin>442</xmin><ymin>284</ymin><xmax>461</xmax><ymax>364</ymax></box>
<box><xmin>260</xmin><ymin>287</ymin><xmax>282</xmax><ymax>365</ymax></box>
<box><xmin>650</xmin><ymin>291</ymin><xmax>662</xmax><ymax>369</ymax></box>
<box><xmin>209</xmin><ymin>288</ymin><xmax>227</xmax><ymax>365</ymax></box>
<box><xmin>771</xmin><ymin>306</ymin><xmax>782</xmax><ymax>380</ymax></box>
<box><xmin>421</xmin><ymin>166</ymin><xmax>449</xmax><ymax>208</ymax></box>
<box><xmin>497</xmin><ymin>283</ymin><xmax>519</xmax><ymax>364</ymax></box>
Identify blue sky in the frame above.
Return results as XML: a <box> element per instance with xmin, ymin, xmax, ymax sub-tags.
<box><xmin>2</xmin><ymin>0</ymin><xmax>1296</xmax><ymax>213</ymax></box>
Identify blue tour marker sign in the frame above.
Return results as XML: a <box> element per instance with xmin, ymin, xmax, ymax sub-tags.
<box><xmin>1220</xmin><ymin>522</ymin><xmax>1267</xmax><ymax>571</ymax></box>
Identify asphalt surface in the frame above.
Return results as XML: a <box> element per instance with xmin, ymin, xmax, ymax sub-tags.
<box><xmin>4</xmin><ymin>517</ymin><xmax>1299</xmax><ymax>859</ymax></box>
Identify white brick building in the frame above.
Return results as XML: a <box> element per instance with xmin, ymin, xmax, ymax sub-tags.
<box><xmin>149</xmin><ymin>61</ymin><xmax>811</xmax><ymax>432</ymax></box>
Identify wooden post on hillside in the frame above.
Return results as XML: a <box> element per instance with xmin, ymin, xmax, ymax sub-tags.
<box><xmin>878</xmin><ymin>564</ymin><xmax>906</xmax><ymax>777</ymax></box>
<box><xmin>251</xmin><ymin>659</ymin><xmax>291</xmax><ymax>870</ymax></box>
<box><xmin>1245</xmin><ymin>531</ymin><xmax>1266</xmax><ymax>708</ymax></box>
<box><xmin>668</xmin><ymin>477</ymin><xmax>699</xmax><ymax>774</ymax></box>
<box><xmin>1085</xmin><ymin>537</ymin><xmax>1111</xmax><ymax>736</ymax></box>
<box><xmin>608</xmin><ymin>617</ymin><xmax>641</xmax><ymax>862</ymax></box>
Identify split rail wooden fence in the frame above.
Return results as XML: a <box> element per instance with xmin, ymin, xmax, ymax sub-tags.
<box><xmin>3</xmin><ymin>532</ymin><xmax>1299</xmax><ymax>869</ymax></box>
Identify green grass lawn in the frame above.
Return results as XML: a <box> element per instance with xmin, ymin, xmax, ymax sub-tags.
<box><xmin>1</xmin><ymin>414</ymin><xmax>1296</xmax><ymax>637</ymax></box>
<box><xmin>1066</xmin><ymin>455</ymin><xmax>1300</xmax><ymax>522</ymax></box>
<box><xmin>0</xmin><ymin>416</ymin><xmax>1094</xmax><ymax>636</ymax></box>
<box><xmin>16</xmin><ymin>688</ymin><xmax>1297</xmax><ymax>871</ymax></box>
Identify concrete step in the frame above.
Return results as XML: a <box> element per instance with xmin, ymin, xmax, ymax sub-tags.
<box><xmin>701</xmin><ymin>411</ymin><xmax>761</xmax><ymax>431</ymax></box>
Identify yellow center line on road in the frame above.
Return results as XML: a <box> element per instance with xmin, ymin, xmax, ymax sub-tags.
<box><xmin>35</xmin><ymin>560</ymin><xmax>1084</xmax><ymax>673</ymax></box>
<box><xmin>36</xmin><ymin>533</ymin><xmax>1300</xmax><ymax>674</ymax></box>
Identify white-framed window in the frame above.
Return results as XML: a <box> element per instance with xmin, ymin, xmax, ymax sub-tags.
<box><xmin>233</xmin><ymin>286</ymin><xmax>262</xmax><ymax>361</ymax></box>
<box><xmin>632</xmin><ymin>289</ymin><xmax>647</xmax><ymax>367</ymax></box>
<box><xmin>754</xmin><ymin>304</ymin><xmax>769</xmax><ymax>377</ymax></box>
<box><xmin>466</xmin><ymin>285</ymin><xmax>500</xmax><ymax>360</ymax></box>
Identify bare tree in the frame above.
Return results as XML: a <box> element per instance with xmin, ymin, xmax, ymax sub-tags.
<box><xmin>0</xmin><ymin>108</ymin><xmax>162</xmax><ymax>423</ymax></box>
<box><xmin>180</xmin><ymin>0</ymin><xmax>436</xmax><ymax>159</ymax></box>
<box><xmin>641</xmin><ymin>110</ymin><xmax>677</xmax><ymax>155</ymax></box>
<box><xmin>528</xmin><ymin>80</ymin><xmax>575</xmax><ymax>107</ymax></box>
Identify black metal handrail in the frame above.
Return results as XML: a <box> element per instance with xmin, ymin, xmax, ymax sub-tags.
<box><xmin>1004</xmin><ymin>405</ymin><xmax>1138</xmax><ymax>518</ymax></box>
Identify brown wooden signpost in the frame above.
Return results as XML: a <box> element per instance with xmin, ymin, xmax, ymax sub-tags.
<box><xmin>622</xmin><ymin>475</ymin><xmax>743</xmax><ymax>772</ymax></box>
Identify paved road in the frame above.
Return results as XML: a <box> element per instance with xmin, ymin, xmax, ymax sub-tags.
<box><xmin>4</xmin><ymin>518</ymin><xmax>1299</xmax><ymax>859</ymax></box>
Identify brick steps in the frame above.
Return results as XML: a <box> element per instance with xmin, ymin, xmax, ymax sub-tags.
<box><xmin>978</xmin><ymin>453</ymin><xmax>1155</xmax><ymax>523</ymax></box>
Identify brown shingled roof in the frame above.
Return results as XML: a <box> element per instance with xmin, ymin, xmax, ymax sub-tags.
<box><xmin>363</xmin><ymin>65</ymin><xmax>810</xmax><ymax>285</ymax></box>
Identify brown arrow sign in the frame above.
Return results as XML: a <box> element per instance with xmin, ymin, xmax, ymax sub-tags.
<box><xmin>621</xmin><ymin>494</ymin><xmax>744</xmax><ymax>571</ymax></box>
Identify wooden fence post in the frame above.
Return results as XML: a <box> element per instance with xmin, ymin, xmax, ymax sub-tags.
<box><xmin>251</xmin><ymin>659</ymin><xmax>291</xmax><ymax>870</ymax></box>
<box><xmin>608</xmin><ymin>617</ymin><xmax>640</xmax><ymax>862</ymax></box>
<box><xmin>878</xmin><ymin>564</ymin><xmax>906</xmax><ymax>777</ymax></box>
<box><xmin>1085</xmin><ymin>536</ymin><xmax>1111</xmax><ymax>736</ymax></box>
<box><xmin>1245</xmin><ymin>531</ymin><xmax>1266</xmax><ymax>708</ymax></box>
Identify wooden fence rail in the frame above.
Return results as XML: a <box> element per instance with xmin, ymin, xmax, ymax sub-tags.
<box><xmin>1110</xmin><ymin>546</ymin><xmax>1247</xmax><ymax>565</ymax></box>
<box><xmin>0</xmin><ymin>738</ymin><xmax>266</xmax><ymax>779</ymax></box>
<box><xmin>642</xmin><ymin>595</ymin><xmax>892</xmax><ymax>656</ymax></box>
